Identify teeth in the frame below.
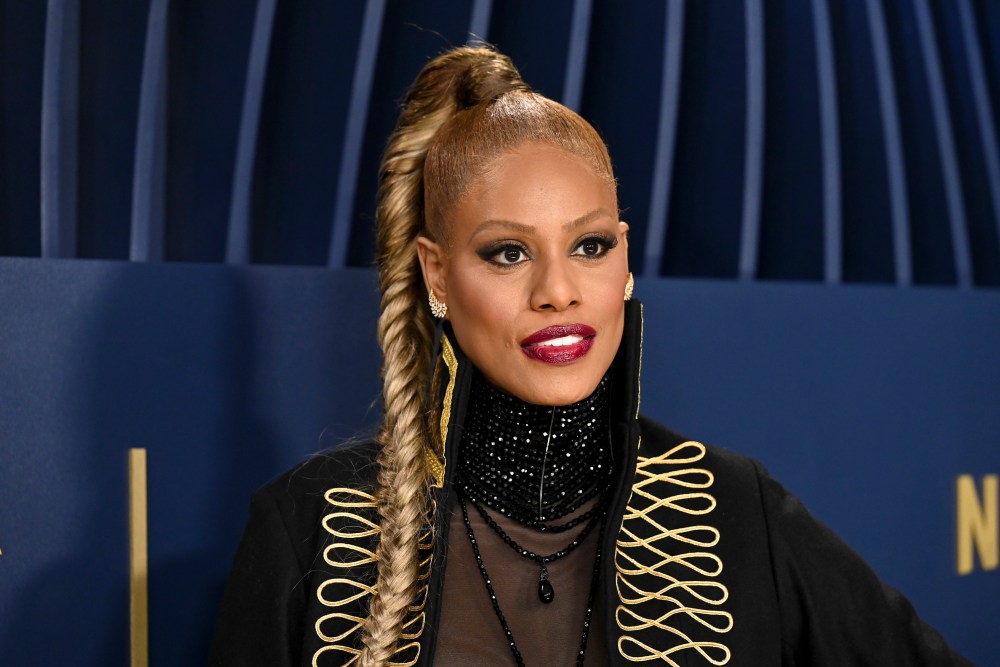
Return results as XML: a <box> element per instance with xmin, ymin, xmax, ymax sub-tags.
<box><xmin>536</xmin><ymin>335</ymin><xmax>583</xmax><ymax>347</ymax></box>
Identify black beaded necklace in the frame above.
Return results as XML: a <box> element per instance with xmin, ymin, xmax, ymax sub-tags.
<box><xmin>465</xmin><ymin>492</ymin><xmax>606</xmax><ymax>603</ymax></box>
<box><xmin>458</xmin><ymin>491</ymin><xmax>607</xmax><ymax>667</ymax></box>
<box><xmin>455</xmin><ymin>370</ymin><xmax>614</xmax><ymax>665</ymax></box>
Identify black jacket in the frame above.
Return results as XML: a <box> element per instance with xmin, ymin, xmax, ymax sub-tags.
<box><xmin>210</xmin><ymin>302</ymin><xmax>971</xmax><ymax>666</ymax></box>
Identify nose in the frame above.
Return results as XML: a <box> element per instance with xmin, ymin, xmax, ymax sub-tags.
<box><xmin>529</xmin><ymin>257</ymin><xmax>581</xmax><ymax>311</ymax></box>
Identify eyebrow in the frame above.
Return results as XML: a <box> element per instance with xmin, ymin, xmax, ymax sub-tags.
<box><xmin>472</xmin><ymin>208</ymin><xmax>616</xmax><ymax>236</ymax></box>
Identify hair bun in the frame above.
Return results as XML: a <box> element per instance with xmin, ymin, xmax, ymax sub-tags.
<box><xmin>450</xmin><ymin>46</ymin><xmax>531</xmax><ymax>109</ymax></box>
<box><xmin>403</xmin><ymin>46</ymin><xmax>530</xmax><ymax>116</ymax></box>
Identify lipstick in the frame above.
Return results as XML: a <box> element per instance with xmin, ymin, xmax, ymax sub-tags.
<box><xmin>520</xmin><ymin>324</ymin><xmax>596</xmax><ymax>364</ymax></box>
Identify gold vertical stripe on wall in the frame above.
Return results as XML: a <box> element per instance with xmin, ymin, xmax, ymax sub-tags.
<box><xmin>128</xmin><ymin>448</ymin><xmax>149</xmax><ymax>667</ymax></box>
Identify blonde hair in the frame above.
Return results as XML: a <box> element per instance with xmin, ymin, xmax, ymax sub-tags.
<box><xmin>355</xmin><ymin>45</ymin><xmax>616</xmax><ymax>666</ymax></box>
<box><xmin>424</xmin><ymin>88</ymin><xmax>617</xmax><ymax>240</ymax></box>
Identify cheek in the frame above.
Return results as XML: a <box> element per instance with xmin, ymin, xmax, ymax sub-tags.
<box><xmin>580</xmin><ymin>271</ymin><xmax>627</xmax><ymax>354</ymax></box>
<box><xmin>582</xmin><ymin>270</ymin><xmax>626</xmax><ymax>311</ymax></box>
<box><xmin>449</xmin><ymin>275</ymin><xmax>518</xmax><ymax>342</ymax></box>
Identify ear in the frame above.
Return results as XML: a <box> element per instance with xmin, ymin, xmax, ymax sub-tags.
<box><xmin>618</xmin><ymin>220</ymin><xmax>630</xmax><ymax>269</ymax></box>
<box><xmin>416</xmin><ymin>236</ymin><xmax>449</xmax><ymax>302</ymax></box>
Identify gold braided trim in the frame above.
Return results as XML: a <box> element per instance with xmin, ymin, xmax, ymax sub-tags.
<box><xmin>423</xmin><ymin>446</ymin><xmax>445</xmax><ymax>489</ymax></box>
<box><xmin>312</xmin><ymin>488</ymin><xmax>434</xmax><ymax>667</ymax></box>
<box><xmin>425</xmin><ymin>336</ymin><xmax>457</xmax><ymax>488</ymax></box>
<box><xmin>614</xmin><ymin>440</ymin><xmax>733</xmax><ymax>666</ymax></box>
<box><xmin>635</xmin><ymin>303</ymin><xmax>643</xmax><ymax>422</ymax></box>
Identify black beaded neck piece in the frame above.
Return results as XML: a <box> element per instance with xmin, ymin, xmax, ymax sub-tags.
<box><xmin>457</xmin><ymin>369</ymin><xmax>613</xmax><ymax>526</ymax></box>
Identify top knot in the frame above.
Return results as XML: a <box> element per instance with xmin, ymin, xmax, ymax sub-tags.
<box><xmin>450</xmin><ymin>46</ymin><xmax>531</xmax><ymax>109</ymax></box>
<box><xmin>401</xmin><ymin>46</ymin><xmax>530</xmax><ymax>118</ymax></box>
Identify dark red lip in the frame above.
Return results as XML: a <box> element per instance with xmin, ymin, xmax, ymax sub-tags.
<box><xmin>520</xmin><ymin>324</ymin><xmax>597</xmax><ymax>346</ymax></box>
<box><xmin>520</xmin><ymin>324</ymin><xmax>597</xmax><ymax>365</ymax></box>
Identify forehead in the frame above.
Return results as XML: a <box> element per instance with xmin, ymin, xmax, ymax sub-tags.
<box><xmin>448</xmin><ymin>143</ymin><xmax>617</xmax><ymax>238</ymax></box>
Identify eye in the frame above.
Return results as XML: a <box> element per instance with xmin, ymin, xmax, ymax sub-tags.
<box><xmin>572</xmin><ymin>234</ymin><xmax>617</xmax><ymax>258</ymax></box>
<box><xmin>478</xmin><ymin>242</ymin><xmax>531</xmax><ymax>267</ymax></box>
<box><xmin>498</xmin><ymin>246</ymin><xmax>526</xmax><ymax>264</ymax></box>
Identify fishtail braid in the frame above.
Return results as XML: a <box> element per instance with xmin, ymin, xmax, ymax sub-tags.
<box><xmin>355</xmin><ymin>46</ymin><xmax>527</xmax><ymax>667</ymax></box>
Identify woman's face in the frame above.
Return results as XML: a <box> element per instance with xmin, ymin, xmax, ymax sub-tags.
<box><xmin>418</xmin><ymin>142</ymin><xmax>629</xmax><ymax>406</ymax></box>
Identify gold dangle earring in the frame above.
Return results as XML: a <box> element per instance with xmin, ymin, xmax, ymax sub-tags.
<box><xmin>624</xmin><ymin>272</ymin><xmax>634</xmax><ymax>301</ymax></box>
<box><xmin>428</xmin><ymin>289</ymin><xmax>448</xmax><ymax>318</ymax></box>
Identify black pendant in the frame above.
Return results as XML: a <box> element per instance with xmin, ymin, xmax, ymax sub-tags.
<box><xmin>538</xmin><ymin>564</ymin><xmax>555</xmax><ymax>604</ymax></box>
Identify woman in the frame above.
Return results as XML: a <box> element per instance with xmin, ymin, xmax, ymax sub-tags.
<box><xmin>210</xmin><ymin>46</ymin><xmax>971</xmax><ymax>666</ymax></box>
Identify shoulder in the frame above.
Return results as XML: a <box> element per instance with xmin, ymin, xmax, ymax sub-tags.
<box><xmin>255</xmin><ymin>439</ymin><xmax>381</xmax><ymax>505</ymax></box>
<box><xmin>246</xmin><ymin>440</ymin><xmax>382</xmax><ymax>564</ymax></box>
<box><xmin>209</xmin><ymin>441</ymin><xmax>382</xmax><ymax>664</ymax></box>
<box><xmin>637</xmin><ymin>414</ymin><xmax>765</xmax><ymax>487</ymax></box>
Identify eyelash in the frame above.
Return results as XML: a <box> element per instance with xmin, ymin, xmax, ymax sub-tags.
<box><xmin>477</xmin><ymin>234</ymin><xmax>618</xmax><ymax>268</ymax></box>
<box><xmin>573</xmin><ymin>234</ymin><xmax>618</xmax><ymax>258</ymax></box>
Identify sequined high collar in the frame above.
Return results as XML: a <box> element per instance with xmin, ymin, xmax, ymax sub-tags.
<box><xmin>456</xmin><ymin>369</ymin><xmax>613</xmax><ymax>524</ymax></box>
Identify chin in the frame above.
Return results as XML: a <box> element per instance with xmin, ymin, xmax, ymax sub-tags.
<box><xmin>508</xmin><ymin>369</ymin><xmax>607</xmax><ymax>407</ymax></box>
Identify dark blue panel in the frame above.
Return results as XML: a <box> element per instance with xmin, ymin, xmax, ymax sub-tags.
<box><xmin>488</xmin><ymin>0</ymin><xmax>574</xmax><ymax>101</ymax></box>
<box><xmin>0</xmin><ymin>258</ymin><xmax>382</xmax><ymax>665</ymax></box>
<box><xmin>641</xmin><ymin>0</ymin><xmax>685</xmax><ymax>280</ymax></box>
<box><xmin>932</xmin><ymin>0</ymin><xmax>1000</xmax><ymax>286</ymax></box>
<box><xmin>829</xmin><ymin>0</ymin><xmax>896</xmax><ymax>284</ymax></box>
<box><xmin>759</xmin><ymin>0</ymin><xmax>824</xmax><ymax>282</ymax></box>
<box><xmin>347</xmin><ymin>0</ymin><xmax>475</xmax><ymax>268</ymax></box>
<box><xmin>636</xmin><ymin>278</ymin><xmax>1000</xmax><ymax>666</ymax></box>
<box><xmin>974</xmin><ymin>0</ymin><xmax>1000</xmax><ymax>284</ymax></box>
<box><xmin>328</xmin><ymin>0</ymin><xmax>385</xmax><ymax>269</ymax></box>
<box><xmin>561</xmin><ymin>0</ymin><xmax>593</xmax><ymax>111</ymax></box>
<box><xmin>665</xmin><ymin>1</ymin><xmax>746</xmax><ymax>278</ymax></box>
<box><xmin>975</xmin><ymin>0</ymin><xmax>1000</xmax><ymax>138</ymax></box>
<box><xmin>913</xmin><ymin>0</ymin><xmax>972</xmax><ymax>288</ymax></box>
<box><xmin>225</xmin><ymin>0</ymin><xmax>278</xmax><ymax>266</ymax></box>
<box><xmin>468</xmin><ymin>0</ymin><xmax>493</xmax><ymax>41</ymax></box>
<box><xmin>884</xmin><ymin>0</ymin><xmax>957</xmax><ymax>285</ymax></box>
<box><xmin>76</xmin><ymin>0</ymin><xmax>149</xmax><ymax>260</ymax></box>
<box><xmin>812</xmin><ymin>0</ymin><xmax>842</xmax><ymax>284</ymax></box>
<box><xmin>581</xmin><ymin>1</ymin><xmax>666</xmax><ymax>277</ymax></box>
<box><xmin>166</xmin><ymin>0</ymin><xmax>256</xmax><ymax>263</ymax></box>
<box><xmin>738</xmin><ymin>0</ymin><xmax>765</xmax><ymax>281</ymax></box>
<box><xmin>0</xmin><ymin>2</ymin><xmax>45</xmax><ymax>256</ymax></box>
<box><xmin>251</xmin><ymin>0</ymin><xmax>367</xmax><ymax>266</ymax></box>
<box><xmin>129</xmin><ymin>0</ymin><xmax>168</xmax><ymax>262</ymax></box>
<box><xmin>40</xmin><ymin>0</ymin><xmax>80</xmax><ymax>259</ymax></box>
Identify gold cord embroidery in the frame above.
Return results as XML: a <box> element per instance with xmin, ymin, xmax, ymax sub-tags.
<box><xmin>426</xmin><ymin>336</ymin><xmax>458</xmax><ymax>488</ymax></box>
<box><xmin>635</xmin><ymin>303</ymin><xmax>643</xmax><ymax>422</ymax></box>
<box><xmin>312</xmin><ymin>488</ymin><xmax>434</xmax><ymax>667</ymax></box>
<box><xmin>614</xmin><ymin>440</ymin><xmax>733</xmax><ymax>665</ymax></box>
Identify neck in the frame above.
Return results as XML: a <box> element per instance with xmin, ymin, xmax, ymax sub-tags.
<box><xmin>456</xmin><ymin>369</ymin><xmax>613</xmax><ymax>525</ymax></box>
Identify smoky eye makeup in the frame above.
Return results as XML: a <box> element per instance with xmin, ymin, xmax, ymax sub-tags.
<box><xmin>475</xmin><ymin>231</ymin><xmax>620</xmax><ymax>268</ymax></box>
<box><xmin>571</xmin><ymin>233</ymin><xmax>618</xmax><ymax>258</ymax></box>
<box><xmin>476</xmin><ymin>240</ymin><xmax>531</xmax><ymax>267</ymax></box>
